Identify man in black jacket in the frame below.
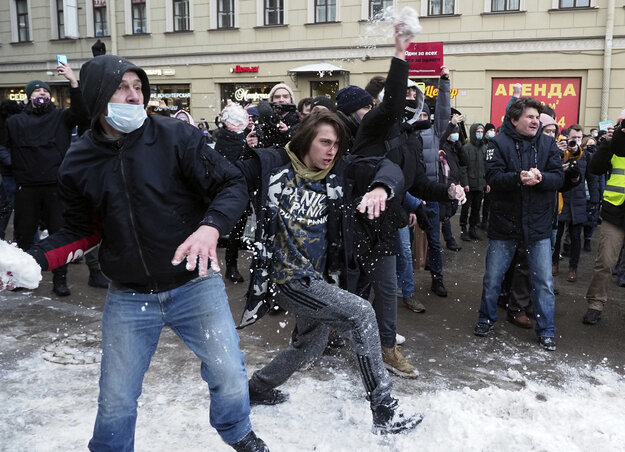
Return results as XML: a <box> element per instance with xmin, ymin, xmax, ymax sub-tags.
<box><xmin>2</xmin><ymin>64</ymin><xmax>89</xmax><ymax>296</ymax></box>
<box><xmin>2</xmin><ymin>55</ymin><xmax>266</xmax><ymax>452</ymax></box>
<box><xmin>473</xmin><ymin>97</ymin><xmax>563</xmax><ymax>351</ymax></box>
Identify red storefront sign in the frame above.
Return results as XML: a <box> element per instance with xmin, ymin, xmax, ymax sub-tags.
<box><xmin>405</xmin><ymin>42</ymin><xmax>444</xmax><ymax>77</ymax></box>
<box><xmin>491</xmin><ymin>78</ymin><xmax>581</xmax><ymax>130</ymax></box>
<box><xmin>231</xmin><ymin>65</ymin><xmax>259</xmax><ymax>73</ymax></box>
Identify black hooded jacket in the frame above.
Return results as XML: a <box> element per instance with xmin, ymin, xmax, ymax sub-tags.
<box><xmin>5</xmin><ymin>88</ymin><xmax>89</xmax><ymax>185</ymax></box>
<box><xmin>29</xmin><ymin>55</ymin><xmax>249</xmax><ymax>293</ymax></box>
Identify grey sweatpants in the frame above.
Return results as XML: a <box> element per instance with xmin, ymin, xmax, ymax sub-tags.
<box><xmin>249</xmin><ymin>278</ymin><xmax>393</xmax><ymax>409</ymax></box>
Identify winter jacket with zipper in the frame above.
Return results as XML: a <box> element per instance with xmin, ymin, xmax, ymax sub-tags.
<box><xmin>461</xmin><ymin>123</ymin><xmax>487</xmax><ymax>190</ymax></box>
<box><xmin>29</xmin><ymin>115</ymin><xmax>249</xmax><ymax>293</ymax></box>
<box><xmin>6</xmin><ymin>87</ymin><xmax>89</xmax><ymax>186</ymax></box>
<box><xmin>439</xmin><ymin>123</ymin><xmax>467</xmax><ymax>185</ymax></box>
<box><xmin>235</xmin><ymin>146</ymin><xmax>404</xmax><ymax>327</ymax></box>
<box><xmin>485</xmin><ymin>118</ymin><xmax>564</xmax><ymax>244</ymax></box>
<box><xmin>419</xmin><ymin>76</ymin><xmax>451</xmax><ymax>182</ymax></box>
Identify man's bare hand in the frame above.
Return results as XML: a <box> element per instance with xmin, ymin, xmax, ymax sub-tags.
<box><xmin>357</xmin><ymin>187</ymin><xmax>388</xmax><ymax>220</ymax></box>
<box><xmin>172</xmin><ymin>225</ymin><xmax>220</xmax><ymax>277</ymax></box>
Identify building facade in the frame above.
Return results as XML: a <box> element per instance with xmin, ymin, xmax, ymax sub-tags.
<box><xmin>1</xmin><ymin>0</ymin><xmax>623</xmax><ymax>131</ymax></box>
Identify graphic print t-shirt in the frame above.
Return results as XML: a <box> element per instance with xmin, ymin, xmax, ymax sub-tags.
<box><xmin>271</xmin><ymin>174</ymin><xmax>328</xmax><ymax>284</ymax></box>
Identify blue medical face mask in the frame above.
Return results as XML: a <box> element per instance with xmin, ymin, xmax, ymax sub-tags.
<box><xmin>104</xmin><ymin>102</ymin><xmax>147</xmax><ymax>134</ymax></box>
<box><xmin>450</xmin><ymin>132</ymin><xmax>459</xmax><ymax>142</ymax></box>
<box><xmin>475</xmin><ymin>133</ymin><xmax>484</xmax><ymax>140</ymax></box>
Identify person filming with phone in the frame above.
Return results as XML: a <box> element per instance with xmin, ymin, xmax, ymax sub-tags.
<box><xmin>0</xmin><ymin>57</ymin><xmax>88</xmax><ymax>296</ymax></box>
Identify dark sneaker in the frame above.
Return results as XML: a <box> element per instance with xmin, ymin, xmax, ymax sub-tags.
<box><xmin>446</xmin><ymin>240</ymin><xmax>462</xmax><ymax>251</ymax></box>
<box><xmin>582</xmin><ymin>308</ymin><xmax>602</xmax><ymax>325</ymax></box>
<box><xmin>583</xmin><ymin>238</ymin><xmax>592</xmax><ymax>252</ymax></box>
<box><xmin>231</xmin><ymin>431</ymin><xmax>269</xmax><ymax>452</ymax></box>
<box><xmin>538</xmin><ymin>336</ymin><xmax>556</xmax><ymax>351</ymax></box>
<box><xmin>431</xmin><ymin>279</ymin><xmax>447</xmax><ymax>297</ymax></box>
<box><xmin>460</xmin><ymin>228</ymin><xmax>471</xmax><ymax>242</ymax></box>
<box><xmin>249</xmin><ymin>387</ymin><xmax>289</xmax><ymax>406</ymax></box>
<box><xmin>402</xmin><ymin>295</ymin><xmax>426</xmax><ymax>313</ymax></box>
<box><xmin>372</xmin><ymin>397</ymin><xmax>423</xmax><ymax>435</ymax></box>
<box><xmin>474</xmin><ymin>322</ymin><xmax>494</xmax><ymax>337</ymax></box>
<box><xmin>267</xmin><ymin>305</ymin><xmax>285</xmax><ymax>316</ymax></box>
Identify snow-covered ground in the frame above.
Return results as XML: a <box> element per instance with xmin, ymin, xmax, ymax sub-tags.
<box><xmin>1</xmin><ymin>301</ymin><xmax>624</xmax><ymax>452</ymax></box>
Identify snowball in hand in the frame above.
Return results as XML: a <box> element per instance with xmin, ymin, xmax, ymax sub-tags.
<box><xmin>0</xmin><ymin>240</ymin><xmax>42</xmax><ymax>289</ymax></box>
<box><xmin>395</xmin><ymin>7</ymin><xmax>422</xmax><ymax>39</ymax></box>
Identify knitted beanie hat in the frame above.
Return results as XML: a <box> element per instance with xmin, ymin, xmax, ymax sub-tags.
<box><xmin>311</xmin><ymin>95</ymin><xmax>336</xmax><ymax>112</ymax></box>
<box><xmin>268</xmin><ymin>83</ymin><xmax>295</xmax><ymax>103</ymax></box>
<box><xmin>336</xmin><ymin>85</ymin><xmax>373</xmax><ymax>115</ymax></box>
<box><xmin>25</xmin><ymin>80</ymin><xmax>51</xmax><ymax>99</ymax></box>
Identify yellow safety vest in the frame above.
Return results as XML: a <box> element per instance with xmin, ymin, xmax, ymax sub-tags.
<box><xmin>603</xmin><ymin>155</ymin><xmax>625</xmax><ymax>206</ymax></box>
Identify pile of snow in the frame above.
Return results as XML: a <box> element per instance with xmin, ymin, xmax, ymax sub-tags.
<box><xmin>0</xmin><ymin>240</ymin><xmax>41</xmax><ymax>289</ymax></box>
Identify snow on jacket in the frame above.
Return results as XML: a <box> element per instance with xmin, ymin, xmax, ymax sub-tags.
<box><xmin>236</xmin><ymin>147</ymin><xmax>404</xmax><ymax>327</ymax></box>
<box><xmin>485</xmin><ymin>118</ymin><xmax>564</xmax><ymax>244</ymax></box>
<box><xmin>6</xmin><ymin>87</ymin><xmax>89</xmax><ymax>185</ymax></box>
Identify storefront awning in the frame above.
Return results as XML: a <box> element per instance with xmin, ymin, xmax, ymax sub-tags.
<box><xmin>288</xmin><ymin>62</ymin><xmax>348</xmax><ymax>76</ymax></box>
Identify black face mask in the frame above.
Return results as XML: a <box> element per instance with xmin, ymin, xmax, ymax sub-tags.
<box><xmin>404</xmin><ymin>99</ymin><xmax>418</xmax><ymax>121</ymax></box>
<box><xmin>32</xmin><ymin>97</ymin><xmax>52</xmax><ymax>113</ymax></box>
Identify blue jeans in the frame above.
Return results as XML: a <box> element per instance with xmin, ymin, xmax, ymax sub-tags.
<box><xmin>88</xmin><ymin>275</ymin><xmax>251</xmax><ymax>451</ymax></box>
<box><xmin>478</xmin><ymin>238</ymin><xmax>555</xmax><ymax>337</ymax></box>
<box><xmin>424</xmin><ymin>202</ymin><xmax>443</xmax><ymax>280</ymax></box>
<box><xmin>396</xmin><ymin>226</ymin><xmax>414</xmax><ymax>297</ymax></box>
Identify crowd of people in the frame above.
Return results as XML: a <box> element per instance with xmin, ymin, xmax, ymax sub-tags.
<box><xmin>1</xmin><ymin>26</ymin><xmax>625</xmax><ymax>452</ymax></box>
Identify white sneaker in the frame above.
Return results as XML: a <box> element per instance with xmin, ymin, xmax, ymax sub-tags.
<box><xmin>395</xmin><ymin>333</ymin><xmax>406</xmax><ymax>345</ymax></box>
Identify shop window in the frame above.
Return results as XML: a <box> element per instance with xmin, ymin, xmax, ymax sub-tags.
<box><xmin>310</xmin><ymin>80</ymin><xmax>339</xmax><ymax>101</ymax></box>
<box><xmin>315</xmin><ymin>0</ymin><xmax>336</xmax><ymax>23</ymax></box>
<box><xmin>173</xmin><ymin>0</ymin><xmax>190</xmax><ymax>31</ymax></box>
<box><xmin>94</xmin><ymin>0</ymin><xmax>109</xmax><ymax>36</ymax></box>
<box><xmin>149</xmin><ymin>85</ymin><xmax>191</xmax><ymax>113</ymax></box>
<box><xmin>264</xmin><ymin>0</ymin><xmax>284</xmax><ymax>26</ymax></box>
<box><xmin>428</xmin><ymin>0</ymin><xmax>454</xmax><ymax>16</ymax></box>
<box><xmin>369</xmin><ymin>0</ymin><xmax>393</xmax><ymax>19</ymax></box>
<box><xmin>491</xmin><ymin>0</ymin><xmax>519</xmax><ymax>12</ymax></box>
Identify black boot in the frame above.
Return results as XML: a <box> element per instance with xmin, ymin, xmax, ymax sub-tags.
<box><xmin>372</xmin><ymin>396</ymin><xmax>423</xmax><ymax>435</ymax></box>
<box><xmin>226</xmin><ymin>265</ymin><xmax>244</xmax><ymax>283</ymax></box>
<box><xmin>231</xmin><ymin>431</ymin><xmax>269</xmax><ymax>452</ymax></box>
<box><xmin>460</xmin><ymin>226</ymin><xmax>471</xmax><ymax>242</ymax></box>
<box><xmin>249</xmin><ymin>385</ymin><xmax>289</xmax><ymax>406</ymax></box>
<box><xmin>88</xmin><ymin>269</ymin><xmax>110</xmax><ymax>288</ymax></box>
<box><xmin>53</xmin><ymin>269</ymin><xmax>71</xmax><ymax>297</ymax></box>
<box><xmin>431</xmin><ymin>278</ymin><xmax>447</xmax><ymax>297</ymax></box>
<box><xmin>469</xmin><ymin>226</ymin><xmax>482</xmax><ymax>241</ymax></box>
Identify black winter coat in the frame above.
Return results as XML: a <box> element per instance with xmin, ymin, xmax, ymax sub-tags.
<box><xmin>559</xmin><ymin>151</ymin><xmax>600</xmax><ymax>225</ymax></box>
<box><xmin>6</xmin><ymin>87</ymin><xmax>89</xmax><ymax>185</ymax></box>
<box><xmin>30</xmin><ymin>115</ymin><xmax>248</xmax><ymax>293</ymax></box>
<box><xmin>461</xmin><ymin>123</ymin><xmax>487</xmax><ymax>190</ymax></box>
<box><xmin>485</xmin><ymin>118</ymin><xmax>564</xmax><ymax>244</ymax></box>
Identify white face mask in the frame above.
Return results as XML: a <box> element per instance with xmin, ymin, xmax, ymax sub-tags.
<box><xmin>486</xmin><ymin>130</ymin><xmax>496</xmax><ymax>138</ymax></box>
<box><xmin>105</xmin><ymin>102</ymin><xmax>147</xmax><ymax>134</ymax></box>
<box><xmin>450</xmin><ymin>133</ymin><xmax>459</xmax><ymax>142</ymax></box>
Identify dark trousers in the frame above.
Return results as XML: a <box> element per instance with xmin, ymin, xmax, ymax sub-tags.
<box><xmin>0</xmin><ymin>175</ymin><xmax>12</xmax><ymax>240</ymax></box>
<box><xmin>14</xmin><ymin>184</ymin><xmax>67</xmax><ymax>277</ymax></box>
<box><xmin>501</xmin><ymin>249</ymin><xmax>532</xmax><ymax>313</ymax></box>
<box><xmin>459</xmin><ymin>190</ymin><xmax>483</xmax><ymax>229</ymax></box>
<box><xmin>481</xmin><ymin>191</ymin><xmax>491</xmax><ymax>226</ymax></box>
<box><xmin>553</xmin><ymin>221</ymin><xmax>583</xmax><ymax>269</ymax></box>
<box><xmin>225</xmin><ymin>211</ymin><xmax>249</xmax><ymax>267</ymax></box>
